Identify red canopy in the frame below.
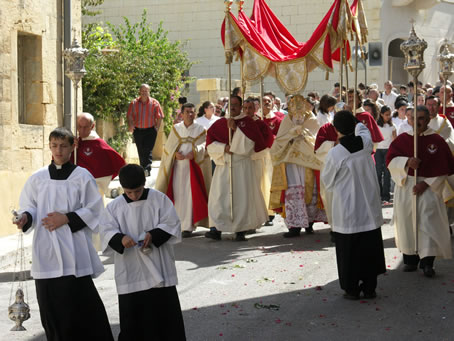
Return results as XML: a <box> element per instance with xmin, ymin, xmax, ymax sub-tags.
<box><xmin>222</xmin><ymin>0</ymin><xmax>367</xmax><ymax>93</ymax></box>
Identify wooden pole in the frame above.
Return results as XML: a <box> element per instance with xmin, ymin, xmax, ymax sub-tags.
<box><xmin>260</xmin><ymin>76</ymin><xmax>264</xmax><ymax>118</ymax></box>
<box><xmin>354</xmin><ymin>38</ymin><xmax>358</xmax><ymax>111</ymax></box>
<box><xmin>344</xmin><ymin>48</ymin><xmax>349</xmax><ymax>90</ymax></box>
<box><xmin>339</xmin><ymin>45</ymin><xmax>344</xmax><ymax>103</ymax></box>
<box><xmin>73</xmin><ymin>83</ymin><xmax>78</xmax><ymax>164</ymax></box>
<box><xmin>228</xmin><ymin>63</ymin><xmax>233</xmax><ymax>221</ymax></box>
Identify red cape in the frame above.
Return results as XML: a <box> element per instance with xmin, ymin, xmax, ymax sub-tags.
<box><xmin>254</xmin><ymin>117</ymin><xmax>274</xmax><ymax>148</ymax></box>
<box><xmin>75</xmin><ymin>138</ymin><xmax>126</xmax><ymax>179</ymax></box>
<box><xmin>439</xmin><ymin>106</ymin><xmax>454</xmax><ymax>127</ymax></box>
<box><xmin>207</xmin><ymin>116</ymin><xmax>267</xmax><ymax>153</ymax></box>
<box><xmin>356</xmin><ymin>111</ymin><xmax>384</xmax><ymax>143</ymax></box>
<box><xmin>263</xmin><ymin>112</ymin><xmax>284</xmax><ymax>136</ymax></box>
<box><xmin>386</xmin><ymin>132</ymin><xmax>454</xmax><ymax>177</ymax></box>
<box><xmin>166</xmin><ymin>160</ymin><xmax>208</xmax><ymax>225</ymax></box>
<box><xmin>314</xmin><ymin>123</ymin><xmax>337</xmax><ymax>152</ymax></box>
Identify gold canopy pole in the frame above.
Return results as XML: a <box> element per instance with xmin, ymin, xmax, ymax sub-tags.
<box><xmin>225</xmin><ymin>0</ymin><xmax>234</xmax><ymax>221</ymax></box>
<box><xmin>400</xmin><ymin>21</ymin><xmax>427</xmax><ymax>254</ymax></box>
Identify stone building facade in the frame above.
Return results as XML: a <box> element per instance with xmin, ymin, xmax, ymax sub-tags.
<box><xmin>1</xmin><ymin>0</ymin><xmax>82</xmax><ymax>236</ymax></box>
<box><xmin>84</xmin><ymin>0</ymin><xmax>454</xmax><ymax>104</ymax></box>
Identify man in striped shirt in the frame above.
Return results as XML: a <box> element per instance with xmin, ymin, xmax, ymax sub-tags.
<box><xmin>127</xmin><ymin>84</ymin><xmax>163</xmax><ymax>175</ymax></box>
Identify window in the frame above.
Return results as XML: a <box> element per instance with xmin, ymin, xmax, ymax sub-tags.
<box><xmin>17</xmin><ymin>32</ymin><xmax>43</xmax><ymax>125</ymax></box>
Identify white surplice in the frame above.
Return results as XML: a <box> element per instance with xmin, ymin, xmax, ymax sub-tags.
<box><xmin>388</xmin><ymin>131</ymin><xmax>452</xmax><ymax>259</ymax></box>
<box><xmin>99</xmin><ymin>189</ymin><xmax>181</xmax><ymax>294</ymax></box>
<box><xmin>172</xmin><ymin>122</ymin><xmax>207</xmax><ymax>231</ymax></box>
<box><xmin>19</xmin><ymin>166</ymin><xmax>105</xmax><ymax>279</ymax></box>
<box><xmin>208</xmin><ymin>121</ymin><xmax>268</xmax><ymax>232</ymax></box>
<box><xmin>321</xmin><ymin>124</ymin><xmax>383</xmax><ymax>233</ymax></box>
<box><xmin>251</xmin><ymin>148</ymin><xmax>273</xmax><ymax>214</ymax></box>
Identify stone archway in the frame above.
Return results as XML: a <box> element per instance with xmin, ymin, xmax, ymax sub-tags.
<box><xmin>388</xmin><ymin>38</ymin><xmax>408</xmax><ymax>86</ymax></box>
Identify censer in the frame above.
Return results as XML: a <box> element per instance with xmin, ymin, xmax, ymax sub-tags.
<box><xmin>8</xmin><ymin>210</ymin><xmax>31</xmax><ymax>331</ymax></box>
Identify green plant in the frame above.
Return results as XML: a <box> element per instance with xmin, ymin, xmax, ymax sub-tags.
<box><xmin>82</xmin><ymin>10</ymin><xmax>194</xmax><ymax>152</ymax></box>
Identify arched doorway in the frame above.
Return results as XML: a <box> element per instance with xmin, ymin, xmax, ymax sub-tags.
<box><xmin>388</xmin><ymin>38</ymin><xmax>408</xmax><ymax>86</ymax></box>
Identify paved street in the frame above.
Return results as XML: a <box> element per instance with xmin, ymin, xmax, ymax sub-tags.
<box><xmin>1</xmin><ymin>205</ymin><xmax>453</xmax><ymax>340</ymax></box>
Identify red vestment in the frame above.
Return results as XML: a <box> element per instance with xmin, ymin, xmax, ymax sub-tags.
<box><xmin>355</xmin><ymin>111</ymin><xmax>384</xmax><ymax>143</ymax></box>
<box><xmin>386</xmin><ymin>132</ymin><xmax>454</xmax><ymax>177</ymax></box>
<box><xmin>207</xmin><ymin>116</ymin><xmax>267</xmax><ymax>152</ymax></box>
<box><xmin>263</xmin><ymin>111</ymin><xmax>284</xmax><ymax>136</ymax></box>
<box><xmin>254</xmin><ymin>117</ymin><xmax>274</xmax><ymax>148</ymax></box>
<box><xmin>165</xmin><ymin>160</ymin><xmax>209</xmax><ymax>225</ymax></box>
<box><xmin>314</xmin><ymin>123</ymin><xmax>337</xmax><ymax>152</ymax></box>
<box><xmin>75</xmin><ymin>138</ymin><xmax>126</xmax><ymax>179</ymax></box>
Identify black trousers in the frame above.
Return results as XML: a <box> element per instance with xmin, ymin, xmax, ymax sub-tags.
<box><xmin>403</xmin><ymin>254</ymin><xmax>436</xmax><ymax>268</ymax></box>
<box><xmin>133</xmin><ymin>127</ymin><xmax>158</xmax><ymax>171</ymax></box>
<box><xmin>35</xmin><ymin>275</ymin><xmax>113</xmax><ymax>341</ymax></box>
<box><xmin>334</xmin><ymin>228</ymin><xmax>386</xmax><ymax>295</ymax></box>
<box><xmin>118</xmin><ymin>286</ymin><xmax>186</xmax><ymax>341</ymax></box>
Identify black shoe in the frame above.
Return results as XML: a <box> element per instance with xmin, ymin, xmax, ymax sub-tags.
<box><xmin>363</xmin><ymin>291</ymin><xmax>377</xmax><ymax>299</ymax></box>
<box><xmin>423</xmin><ymin>265</ymin><xmax>435</xmax><ymax>278</ymax></box>
<box><xmin>245</xmin><ymin>229</ymin><xmax>256</xmax><ymax>235</ymax></box>
<box><xmin>205</xmin><ymin>231</ymin><xmax>221</xmax><ymax>240</ymax></box>
<box><xmin>264</xmin><ymin>220</ymin><xmax>274</xmax><ymax>226</ymax></box>
<box><xmin>403</xmin><ymin>264</ymin><xmax>418</xmax><ymax>272</ymax></box>
<box><xmin>235</xmin><ymin>232</ymin><xmax>247</xmax><ymax>241</ymax></box>
<box><xmin>305</xmin><ymin>226</ymin><xmax>314</xmax><ymax>234</ymax></box>
<box><xmin>182</xmin><ymin>231</ymin><xmax>193</xmax><ymax>238</ymax></box>
<box><xmin>359</xmin><ymin>284</ymin><xmax>377</xmax><ymax>299</ymax></box>
<box><xmin>343</xmin><ymin>291</ymin><xmax>360</xmax><ymax>300</ymax></box>
<box><xmin>283</xmin><ymin>228</ymin><xmax>301</xmax><ymax>238</ymax></box>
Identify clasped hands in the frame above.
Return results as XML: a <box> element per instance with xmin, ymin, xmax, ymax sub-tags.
<box><xmin>407</xmin><ymin>157</ymin><xmax>428</xmax><ymax>195</ymax></box>
<box><xmin>175</xmin><ymin>151</ymin><xmax>194</xmax><ymax>160</ymax></box>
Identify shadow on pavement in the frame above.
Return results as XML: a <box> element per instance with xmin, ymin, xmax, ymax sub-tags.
<box><xmin>175</xmin><ymin>226</ymin><xmax>397</xmax><ymax>270</ymax></box>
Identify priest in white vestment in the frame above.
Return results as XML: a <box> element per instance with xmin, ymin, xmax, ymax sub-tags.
<box><xmin>205</xmin><ymin>96</ymin><xmax>268</xmax><ymax>241</ymax></box>
<box><xmin>386</xmin><ymin>106</ymin><xmax>454</xmax><ymax>277</ymax></box>
<box><xmin>155</xmin><ymin>103</ymin><xmax>212</xmax><ymax>238</ymax></box>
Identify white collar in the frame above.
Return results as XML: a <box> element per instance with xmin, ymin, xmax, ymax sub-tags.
<box><xmin>81</xmin><ymin>130</ymin><xmax>100</xmax><ymax>141</ymax></box>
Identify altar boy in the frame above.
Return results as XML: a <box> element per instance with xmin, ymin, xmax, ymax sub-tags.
<box><xmin>14</xmin><ymin>127</ymin><xmax>113</xmax><ymax>341</ymax></box>
<box><xmin>99</xmin><ymin>164</ymin><xmax>186</xmax><ymax>341</ymax></box>
<box><xmin>321</xmin><ymin>111</ymin><xmax>386</xmax><ymax>300</ymax></box>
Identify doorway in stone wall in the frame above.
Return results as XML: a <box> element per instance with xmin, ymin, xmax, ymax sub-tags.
<box><xmin>388</xmin><ymin>38</ymin><xmax>408</xmax><ymax>87</ymax></box>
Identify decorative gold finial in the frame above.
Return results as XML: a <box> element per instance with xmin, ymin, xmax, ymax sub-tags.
<box><xmin>400</xmin><ymin>21</ymin><xmax>427</xmax><ymax>78</ymax></box>
<box><xmin>236</xmin><ymin>0</ymin><xmax>244</xmax><ymax>11</ymax></box>
<box><xmin>438</xmin><ymin>39</ymin><xmax>454</xmax><ymax>81</ymax></box>
<box><xmin>224</xmin><ymin>0</ymin><xmax>233</xmax><ymax>12</ymax></box>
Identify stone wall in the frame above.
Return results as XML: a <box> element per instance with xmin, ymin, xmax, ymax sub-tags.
<box><xmin>0</xmin><ymin>0</ymin><xmax>82</xmax><ymax>236</ymax></box>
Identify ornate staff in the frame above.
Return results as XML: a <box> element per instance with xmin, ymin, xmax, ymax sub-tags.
<box><xmin>63</xmin><ymin>36</ymin><xmax>88</xmax><ymax>165</ymax></box>
<box><xmin>400</xmin><ymin>22</ymin><xmax>427</xmax><ymax>254</ymax></box>
<box><xmin>224</xmin><ymin>0</ymin><xmax>234</xmax><ymax>221</ymax></box>
<box><xmin>438</xmin><ymin>40</ymin><xmax>454</xmax><ymax>117</ymax></box>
